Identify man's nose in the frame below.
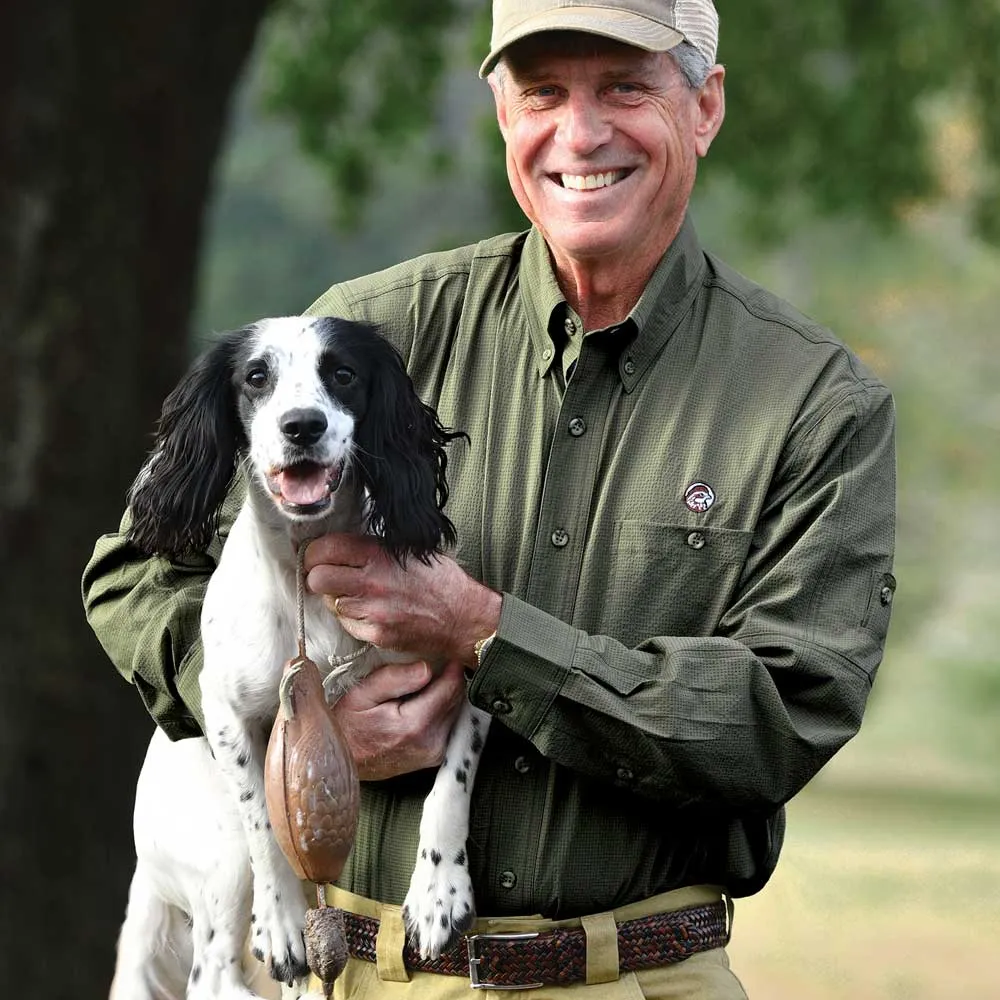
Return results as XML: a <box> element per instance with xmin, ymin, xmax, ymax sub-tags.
<box><xmin>556</xmin><ymin>93</ymin><xmax>612</xmax><ymax>154</ymax></box>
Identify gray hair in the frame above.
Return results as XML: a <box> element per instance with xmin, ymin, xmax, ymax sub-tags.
<box><xmin>667</xmin><ymin>40</ymin><xmax>712</xmax><ymax>90</ymax></box>
<box><xmin>492</xmin><ymin>39</ymin><xmax>712</xmax><ymax>92</ymax></box>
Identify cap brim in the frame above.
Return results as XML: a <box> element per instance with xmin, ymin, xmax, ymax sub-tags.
<box><xmin>479</xmin><ymin>7</ymin><xmax>683</xmax><ymax>77</ymax></box>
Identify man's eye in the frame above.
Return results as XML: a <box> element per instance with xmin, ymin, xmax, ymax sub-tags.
<box><xmin>246</xmin><ymin>366</ymin><xmax>268</xmax><ymax>389</ymax></box>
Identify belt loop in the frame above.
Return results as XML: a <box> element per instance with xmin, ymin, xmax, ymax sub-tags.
<box><xmin>724</xmin><ymin>894</ymin><xmax>735</xmax><ymax>944</ymax></box>
<box><xmin>375</xmin><ymin>904</ymin><xmax>411</xmax><ymax>982</ymax></box>
<box><xmin>581</xmin><ymin>911</ymin><xmax>619</xmax><ymax>985</ymax></box>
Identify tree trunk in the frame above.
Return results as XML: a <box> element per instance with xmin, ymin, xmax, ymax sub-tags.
<box><xmin>0</xmin><ymin>0</ymin><xmax>272</xmax><ymax>993</ymax></box>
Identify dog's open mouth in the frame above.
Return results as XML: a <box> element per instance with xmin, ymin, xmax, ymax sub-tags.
<box><xmin>266</xmin><ymin>460</ymin><xmax>344</xmax><ymax>515</ymax></box>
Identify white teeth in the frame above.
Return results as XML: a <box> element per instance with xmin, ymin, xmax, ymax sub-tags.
<box><xmin>560</xmin><ymin>170</ymin><xmax>625</xmax><ymax>190</ymax></box>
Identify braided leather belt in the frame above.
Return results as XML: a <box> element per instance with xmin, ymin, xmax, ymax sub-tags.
<box><xmin>342</xmin><ymin>900</ymin><xmax>729</xmax><ymax>990</ymax></box>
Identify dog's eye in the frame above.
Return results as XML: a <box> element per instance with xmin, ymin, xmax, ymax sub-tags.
<box><xmin>333</xmin><ymin>367</ymin><xmax>355</xmax><ymax>386</ymax></box>
<box><xmin>246</xmin><ymin>366</ymin><xmax>269</xmax><ymax>389</ymax></box>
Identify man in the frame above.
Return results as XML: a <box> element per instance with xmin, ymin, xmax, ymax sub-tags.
<box><xmin>84</xmin><ymin>1</ymin><xmax>896</xmax><ymax>996</ymax></box>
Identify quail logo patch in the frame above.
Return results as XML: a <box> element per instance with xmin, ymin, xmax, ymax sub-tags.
<box><xmin>684</xmin><ymin>482</ymin><xmax>716</xmax><ymax>513</ymax></box>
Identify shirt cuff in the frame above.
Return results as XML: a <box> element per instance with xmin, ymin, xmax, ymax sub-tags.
<box><xmin>467</xmin><ymin>593</ymin><xmax>579</xmax><ymax>738</ymax></box>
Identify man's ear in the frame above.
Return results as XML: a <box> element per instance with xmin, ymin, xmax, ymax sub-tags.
<box><xmin>488</xmin><ymin>71</ymin><xmax>510</xmax><ymax>141</ymax></box>
<box><xmin>695</xmin><ymin>65</ymin><xmax>726</xmax><ymax>158</ymax></box>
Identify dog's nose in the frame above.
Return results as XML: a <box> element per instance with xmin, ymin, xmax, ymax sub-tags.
<box><xmin>280</xmin><ymin>408</ymin><xmax>328</xmax><ymax>446</ymax></box>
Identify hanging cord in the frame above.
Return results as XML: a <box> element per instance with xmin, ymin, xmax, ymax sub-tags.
<box><xmin>294</xmin><ymin>542</ymin><xmax>373</xmax><ymax>688</ymax></box>
<box><xmin>279</xmin><ymin>544</ymin><xmax>311</xmax><ymax>720</ymax></box>
<box><xmin>295</xmin><ymin>542</ymin><xmax>309</xmax><ymax>659</ymax></box>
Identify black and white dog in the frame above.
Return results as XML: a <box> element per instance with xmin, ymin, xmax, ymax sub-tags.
<box><xmin>112</xmin><ymin>317</ymin><xmax>490</xmax><ymax>1000</ymax></box>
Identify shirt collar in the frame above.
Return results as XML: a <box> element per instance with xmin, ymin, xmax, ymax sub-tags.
<box><xmin>517</xmin><ymin>217</ymin><xmax>707</xmax><ymax>387</ymax></box>
<box><xmin>519</xmin><ymin>227</ymin><xmax>567</xmax><ymax>378</ymax></box>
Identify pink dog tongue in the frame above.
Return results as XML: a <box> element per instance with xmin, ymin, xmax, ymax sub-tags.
<box><xmin>278</xmin><ymin>466</ymin><xmax>330</xmax><ymax>505</ymax></box>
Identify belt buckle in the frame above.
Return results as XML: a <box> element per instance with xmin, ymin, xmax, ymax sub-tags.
<box><xmin>466</xmin><ymin>932</ymin><xmax>542</xmax><ymax>990</ymax></box>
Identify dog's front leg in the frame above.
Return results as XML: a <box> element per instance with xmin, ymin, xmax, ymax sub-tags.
<box><xmin>402</xmin><ymin>701</ymin><xmax>491</xmax><ymax>959</ymax></box>
<box><xmin>201</xmin><ymin>679</ymin><xmax>310</xmax><ymax>988</ymax></box>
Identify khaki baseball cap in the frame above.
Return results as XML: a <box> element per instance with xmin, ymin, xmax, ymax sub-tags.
<box><xmin>480</xmin><ymin>0</ymin><xmax>719</xmax><ymax>78</ymax></box>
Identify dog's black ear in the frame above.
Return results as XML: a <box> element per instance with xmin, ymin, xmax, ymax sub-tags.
<box><xmin>127</xmin><ymin>330</ymin><xmax>248</xmax><ymax>559</ymax></box>
<box><xmin>354</xmin><ymin>336</ymin><xmax>465</xmax><ymax>564</ymax></box>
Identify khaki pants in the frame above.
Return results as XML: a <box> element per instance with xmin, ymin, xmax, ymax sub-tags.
<box><xmin>309</xmin><ymin>885</ymin><xmax>750</xmax><ymax>999</ymax></box>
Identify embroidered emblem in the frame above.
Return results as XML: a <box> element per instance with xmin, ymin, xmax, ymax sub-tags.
<box><xmin>684</xmin><ymin>482</ymin><xmax>716</xmax><ymax>513</ymax></box>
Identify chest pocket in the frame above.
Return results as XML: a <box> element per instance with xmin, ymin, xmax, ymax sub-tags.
<box><xmin>604</xmin><ymin>521</ymin><xmax>754</xmax><ymax>646</ymax></box>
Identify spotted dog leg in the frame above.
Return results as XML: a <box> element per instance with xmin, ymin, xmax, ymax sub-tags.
<box><xmin>186</xmin><ymin>865</ymin><xmax>258</xmax><ymax>1000</ymax></box>
<box><xmin>402</xmin><ymin>702</ymin><xmax>491</xmax><ymax>959</ymax></box>
<box><xmin>202</xmin><ymin>695</ymin><xmax>310</xmax><ymax>989</ymax></box>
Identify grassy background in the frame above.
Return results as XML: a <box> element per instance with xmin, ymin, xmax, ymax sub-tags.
<box><xmin>729</xmin><ymin>781</ymin><xmax>1000</xmax><ymax>999</ymax></box>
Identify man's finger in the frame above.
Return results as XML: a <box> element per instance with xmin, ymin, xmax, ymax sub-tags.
<box><xmin>303</xmin><ymin>532</ymin><xmax>376</xmax><ymax>571</ymax></box>
<box><xmin>345</xmin><ymin>660</ymin><xmax>433</xmax><ymax>707</ymax></box>
<box><xmin>306</xmin><ymin>564</ymin><xmax>357</xmax><ymax>597</ymax></box>
<box><xmin>398</xmin><ymin>661</ymin><xmax>466</xmax><ymax>717</ymax></box>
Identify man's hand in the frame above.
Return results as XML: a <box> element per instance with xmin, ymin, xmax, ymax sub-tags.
<box><xmin>303</xmin><ymin>534</ymin><xmax>501</xmax><ymax>666</ymax></box>
<box><xmin>332</xmin><ymin>660</ymin><xmax>466</xmax><ymax>780</ymax></box>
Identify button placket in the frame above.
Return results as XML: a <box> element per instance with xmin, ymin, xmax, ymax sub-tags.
<box><xmin>524</xmin><ymin>336</ymin><xmax>615</xmax><ymax>621</ymax></box>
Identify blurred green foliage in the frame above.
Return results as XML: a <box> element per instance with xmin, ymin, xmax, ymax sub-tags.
<box><xmin>263</xmin><ymin>0</ymin><xmax>461</xmax><ymax>228</ymax></box>
<box><xmin>259</xmin><ymin>0</ymin><xmax>1000</xmax><ymax>242</ymax></box>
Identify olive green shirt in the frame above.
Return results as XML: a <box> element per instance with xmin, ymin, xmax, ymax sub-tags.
<box><xmin>83</xmin><ymin>217</ymin><xmax>896</xmax><ymax>915</ymax></box>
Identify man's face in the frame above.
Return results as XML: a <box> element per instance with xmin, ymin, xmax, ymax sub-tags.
<box><xmin>490</xmin><ymin>33</ymin><xmax>724</xmax><ymax>270</ymax></box>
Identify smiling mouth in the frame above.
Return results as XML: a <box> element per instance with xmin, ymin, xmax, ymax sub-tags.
<box><xmin>265</xmin><ymin>460</ymin><xmax>345</xmax><ymax>516</ymax></box>
<box><xmin>557</xmin><ymin>169</ymin><xmax>632</xmax><ymax>190</ymax></box>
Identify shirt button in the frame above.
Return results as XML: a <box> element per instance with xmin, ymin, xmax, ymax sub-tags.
<box><xmin>686</xmin><ymin>531</ymin><xmax>707</xmax><ymax>550</ymax></box>
<box><xmin>499</xmin><ymin>870</ymin><xmax>517</xmax><ymax>890</ymax></box>
<box><xmin>564</xmin><ymin>318</ymin><xmax>577</xmax><ymax>336</ymax></box>
<box><xmin>623</xmin><ymin>357</ymin><xmax>636</xmax><ymax>376</ymax></box>
<box><xmin>616</xmin><ymin>766</ymin><xmax>634</xmax><ymax>782</ymax></box>
<box><xmin>491</xmin><ymin>698</ymin><xmax>512</xmax><ymax>715</ymax></box>
<box><xmin>551</xmin><ymin>529</ymin><xmax>570</xmax><ymax>548</ymax></box>
<box><xmin>568</xmin><ymin>417</ymin><xmax>587</xmax><ymax>437</ymax></box>
<box><xmin>513</xmin><ymin>756</ymin><xmax>531</xmax><ymax>774</ymax></box>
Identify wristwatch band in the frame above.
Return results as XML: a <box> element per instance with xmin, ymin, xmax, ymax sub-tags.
<box><xmin>473</xmin><ymin>631</ymin><xmax>496</xmax><ymax>668</ymax></box>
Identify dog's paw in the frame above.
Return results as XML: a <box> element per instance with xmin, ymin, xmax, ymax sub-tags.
<box><xmin>250</xmin><ymin>883</ymin><xmax>310</xmax><ymax>986</ymax></box>
<box><xmin>402</xmin><ymin>846</ymin><xmax>476</xmax><ymax>959</ymax></box>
